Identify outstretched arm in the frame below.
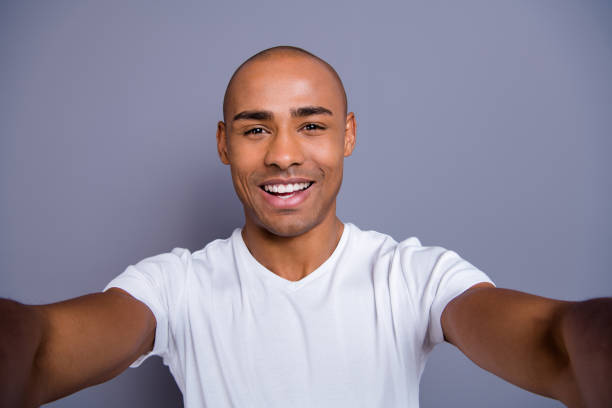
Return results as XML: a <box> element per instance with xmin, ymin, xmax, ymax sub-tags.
<box><xmin>0</xmin><ymin>289</ymin><xmax>156</xmax><ymax>407</ymax></box>
<box><xmin>442</xmin><ymin>283</ymin><xmax>612</xmax><ymax>408</ymax></box>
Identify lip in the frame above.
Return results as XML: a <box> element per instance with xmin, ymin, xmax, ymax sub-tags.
<box><xmin>258</xmin><ymin>177</ymin><xmax>314</xmax><ymax>187</ymax></box>
<box><xmin>257</xmin><ymin>180</ymin><xmax>315</xmax><ymax>210</ymax></box>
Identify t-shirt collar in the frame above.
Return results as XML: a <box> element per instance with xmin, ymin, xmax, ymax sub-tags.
<box><xmin>232</xmin><ymin>223</ymin><xmax>352</xmax><ymax>292</ymax></box>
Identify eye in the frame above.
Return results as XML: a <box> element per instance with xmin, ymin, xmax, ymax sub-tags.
<box><xmin>244</xmin><ymin>127</ymin><xmax>266</xmax><ymax>136</ymax></box>
<box><xmin>301</xmin><ymin>123</ymin><xmax>326</xmax><ymax>133</ymax></box>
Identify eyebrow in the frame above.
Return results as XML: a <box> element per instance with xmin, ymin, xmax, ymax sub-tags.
<box><xmin>291</xmin><ymin>106</ymin><xmax>333</xmax><ymax>117</ymax></box>
<box><xmin>232</xmin><ymin>110</ymin><xmax>273</xmax><ymax>121</ymax></box>
<box><xmin>232</xmin><ymin>106</ymin><xmax>333</xmax><ymax>122</ymax></box>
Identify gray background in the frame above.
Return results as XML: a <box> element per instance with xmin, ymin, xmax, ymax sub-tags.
<box><xmin>1</xmin><ymin>1</ymin><xmax>611</xmax><ymax>407</ymax></box>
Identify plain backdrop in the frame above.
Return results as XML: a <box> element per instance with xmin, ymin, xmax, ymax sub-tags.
<box><xmin>1</xmin><ymin>1</ymin><xmax>611</xmax><ymax>407</ymax></box>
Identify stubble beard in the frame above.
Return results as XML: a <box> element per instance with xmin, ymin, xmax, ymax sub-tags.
<box><xmin>239</xmin><ymin>166</ymin><xmax>344</xmax><ymax>239</ymax></box>
<box><xmin>246</xmin><ymin>201</ymin><xmax>332</xmax><ymax>238</ymax></box>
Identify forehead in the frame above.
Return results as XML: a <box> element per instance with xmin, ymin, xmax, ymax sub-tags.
<box><xmin>226</xmin><ymin>55</ymin><xmax>345</xmax><ymax>117</ymax></box>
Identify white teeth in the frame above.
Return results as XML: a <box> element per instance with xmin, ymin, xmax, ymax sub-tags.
<box><xmin>263</xmin><ymin>182</ymin><xmax>311</xmax><ymax>194</ymax></box>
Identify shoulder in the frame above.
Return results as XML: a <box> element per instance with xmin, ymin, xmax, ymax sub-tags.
<box><xmin>351</xmin><ymin>225</ymin><xmax>488</xmax><ymax>291</ymax></box>
<box><xmin>345</xmin><ymin>223</ymin><xmax>400</xmax><ymax>254</ymax></box>
<box><xmin>138</xmin><ymin>247</ymin><xmax>194</xmax><ymax>270</ymax></box>
<box><xmin>395</xmin><ymin>240</ymin><xmax>453</xmax><ymax>276</ymax></box>
<box><xmin>346</xmin><ymin>223</ymin><xmax>436</xmax><ymax>262</ymax></box>
<box><xmin>190</xmin><ymin>228</ymin><xmax>240</xmax><ymax>273</ymax></box>
<box><xmin>107</xmin><ymin>229</ymin><xmax>240</xmax><ymax>291</ymax></box>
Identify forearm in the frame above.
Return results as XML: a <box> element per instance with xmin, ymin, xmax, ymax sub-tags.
<box><xmin>561</xmin><ymin>297</ymin><xmax>612</xmax><ymax>408</ymax></box>
<box><xmin>0</xmin><ymin>298</ymin><xmax>46</xmax><ymax>408</ymax></box>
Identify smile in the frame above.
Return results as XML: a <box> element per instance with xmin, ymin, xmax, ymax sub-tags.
<box><xmin>262</xmin><ymin>182</ymin><xmax>313</xmax><ymax>199</ymax></box>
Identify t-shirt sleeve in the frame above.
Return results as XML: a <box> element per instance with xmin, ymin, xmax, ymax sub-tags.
<box><xmin>103</xmin><ymin>248</ymin><xmax>191</xmax><ymax>367</ymax></box>
<box><xmin>397</xmin><ymin>240</ymin><xmax>494</xmax><ymax>350</ymax></box>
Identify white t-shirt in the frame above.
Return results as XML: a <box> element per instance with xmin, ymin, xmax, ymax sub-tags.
<box><xmin>104</xmin><ymin>223</ymin><xmax>493</xmax><ymax>407</ymax></box>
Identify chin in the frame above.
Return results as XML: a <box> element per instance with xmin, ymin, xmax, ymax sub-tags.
<box><xmin>260</xmin><ymin>217</ymin><xmax>313</xmax><ymax>238</ymax></box>
<box><xmin>253</xmin><ymin>210</ymin><xmax>323</xmax><ymax>238</ymax></box>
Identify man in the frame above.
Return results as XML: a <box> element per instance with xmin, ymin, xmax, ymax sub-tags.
<box><xmin>0</xmin><ymin>46</ymin><xmax>610</xmax><ymax>407</ymax></box>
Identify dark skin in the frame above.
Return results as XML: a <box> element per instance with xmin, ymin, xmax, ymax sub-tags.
<box><xmin>0</xmin><ymin>289</ymin><xmax>155</xmax><ymax>406</ymax></box>
<box><xmin>217</xmin><ymin>51</ymin><xmax>355</xmax><ymax>281</ymax></box>
<box><xmin>0</xmin><ymin>48</ymin><xmax>610</xmax><ymax>407</ymax></box>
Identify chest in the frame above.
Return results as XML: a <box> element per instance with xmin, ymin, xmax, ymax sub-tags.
<box><xmin>171</xmin><ymin>266</ymin><xmax>422</xmax><ymax>407</ymax></box>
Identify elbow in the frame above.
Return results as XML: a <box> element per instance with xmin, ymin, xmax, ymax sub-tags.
<box><xmin>0</xmin><ymin>300</ymin><xmax>46</xmax><ymax>407</ymax></box>
<box><xmin>559</xmin><ymin>298</ymin><xmax>612</xmax><ymax>408</ymax></box>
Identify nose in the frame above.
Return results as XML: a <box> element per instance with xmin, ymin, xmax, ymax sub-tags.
<box><xmin>264</xmin><ymin>127</ymin><xmax>305</xmax><ymax>170</ymax></box>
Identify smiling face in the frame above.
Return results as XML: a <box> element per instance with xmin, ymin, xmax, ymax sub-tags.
<box><xmin>217</xmin><ymin>52</ymin><xmax>355</xmax><ymax>237</ymax></box>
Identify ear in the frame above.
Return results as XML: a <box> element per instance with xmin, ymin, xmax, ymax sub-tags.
<box><xmin>343</xmin><ymin>112</ymin><xmax>356</xmax><ymax>157</ymax></box>
<box><xmin>216</xmin><ymin>121</ymin><xmax>230</xmax><ymax>165</ymax></box>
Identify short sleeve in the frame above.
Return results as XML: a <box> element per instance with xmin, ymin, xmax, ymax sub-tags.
<box><xmin>103</xmin><ymin>248</ymin><xmax>191</xmax><ymax>367</ymax></box>
<box><xmin>397</xmin><ymin>241</ymin><xmax>494</xmax><ymax>350</ymax></box>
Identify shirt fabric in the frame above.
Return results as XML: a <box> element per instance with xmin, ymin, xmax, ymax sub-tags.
<box><xmin>104</xmin><ymin>223</ymin><xmax>493</xmax><ymax>407</ymax></box>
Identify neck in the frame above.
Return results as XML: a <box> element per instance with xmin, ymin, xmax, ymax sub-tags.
<box><xmin>241</xmin><ymin>211</ymin><xmax>344</xmax><ymax>282</ymax></box>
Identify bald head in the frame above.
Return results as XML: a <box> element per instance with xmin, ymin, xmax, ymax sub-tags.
<box><xmin>222</xmin><ymin>46</ymin><xmax>347</xmax><ymax>122</ymax></box>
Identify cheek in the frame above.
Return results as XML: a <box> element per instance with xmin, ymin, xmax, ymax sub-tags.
<box><xmin>228</xmin><ymin>141</ymin><xmax>261</xmax><ymax>177</ymax></box>
<box><xmin>228</xmin><ymin>154</ymin><xmax>256</xmax><ymax>196</ymax></box>
<box><xmin>305</xmin><ymin>137</ymin><xmax>345</xmax><ymax>174</ymax></box>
